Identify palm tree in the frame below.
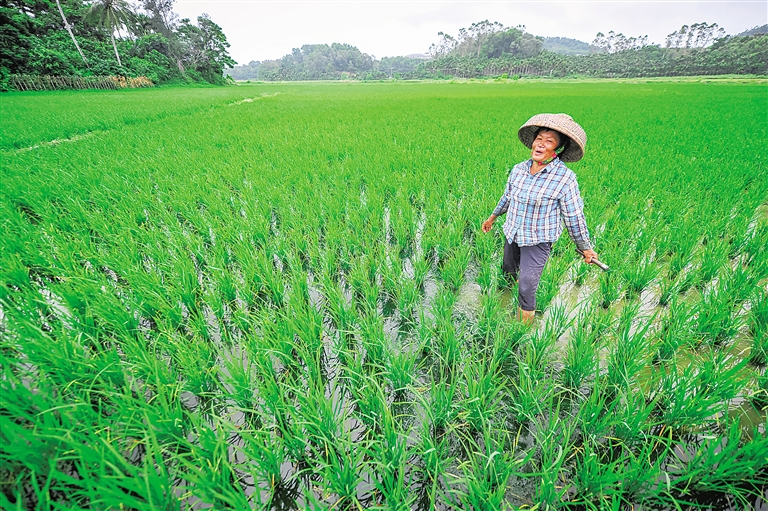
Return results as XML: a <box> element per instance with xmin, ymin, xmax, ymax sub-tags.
<box><xmin>84</xmin><ymin>0</ymin><xmax>136</xmax><ymax>67</ymax></box>
<box><xmin>54</xmin><ymin>0</ymin><xmax>88</xmax><ymax>66</ymax></box>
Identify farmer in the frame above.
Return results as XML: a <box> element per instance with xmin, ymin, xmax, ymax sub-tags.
<box><xmin>481</xmin><ymin>113</ymin><xmax>598</xmax><ymax>323</ymax></box>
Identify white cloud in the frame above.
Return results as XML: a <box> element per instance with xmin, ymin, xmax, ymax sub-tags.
<box><xmin>173</xmin><ymin>0</ymin><xmax>768</xmax><ymax>64</ymax></box>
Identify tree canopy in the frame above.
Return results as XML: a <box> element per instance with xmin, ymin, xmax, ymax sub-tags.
<box><xmin>1</xmin><ymin>0</ymin><xmax>236</xmax><ymax>87</ymax></box>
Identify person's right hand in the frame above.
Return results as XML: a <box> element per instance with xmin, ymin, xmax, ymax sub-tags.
<box><xmin>481</xmin><ymin>216</ymin><xmax>495</xmax><ymax>233</ymax></box>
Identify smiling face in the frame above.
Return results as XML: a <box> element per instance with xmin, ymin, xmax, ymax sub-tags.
<box><xmin>530</xmin><ymin>129</ymin><xmax>562</xmax><ymax>164</ymax></box>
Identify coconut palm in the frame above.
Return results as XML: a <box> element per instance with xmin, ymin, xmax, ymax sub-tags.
<box><xmin>54</xmin><ymin>0</ymin><xmax>88</xmax><ymax>66</ymax></box>
<box><xmin>84</xmin><ymin>0</ymin><xmax>136</xmax><ymax>67</ymax></box>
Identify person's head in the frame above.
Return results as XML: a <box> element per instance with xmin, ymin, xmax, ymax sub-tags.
<box><xmin>530</xmin><ymin>128</ymin><xmax>569</xmax><ymax>163</ymax></box>
<box><xmin>518</xmin><ymin>114</ymin><xmax>587</xmax><ymax>162</ymax></box>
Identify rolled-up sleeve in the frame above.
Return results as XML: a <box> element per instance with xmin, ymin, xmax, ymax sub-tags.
<box><xmin>560</xmin><ymin>177</ymin><xmax>592</xmax><ymax>251</ymax></box>
<box><xmin>492</xmin><ymin>175</ymin><xmax>512</xmax><ymax>217</ymax></box>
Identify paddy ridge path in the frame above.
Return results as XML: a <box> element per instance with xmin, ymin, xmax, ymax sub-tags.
<box><xmin>2</xmin><ymin>90</ymin><xmax>285</xmax><ymax>153</ymax></box>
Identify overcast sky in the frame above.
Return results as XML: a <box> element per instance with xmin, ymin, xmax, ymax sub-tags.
<box><xmin>173</xmin><ymin>0</ymin><xmax>767</xmax><ymax>64</ymax></box>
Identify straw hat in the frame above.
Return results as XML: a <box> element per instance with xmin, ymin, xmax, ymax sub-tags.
<box><xmin>518</xmin><ymin>113</ymin><xmax>587</xmax><ymax>162</ymax></box>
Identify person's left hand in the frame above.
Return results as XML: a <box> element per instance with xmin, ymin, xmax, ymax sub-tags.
<box><xmin>581</xmin><ymin>249</ymin><xmax>598</xmax><ymax>264</ymax></box>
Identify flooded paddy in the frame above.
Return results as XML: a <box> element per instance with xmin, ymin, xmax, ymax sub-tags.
<box><xmin>2</xmin><ymin>81</ymin><xmax>767</xmax><ymax>510</ymax></box>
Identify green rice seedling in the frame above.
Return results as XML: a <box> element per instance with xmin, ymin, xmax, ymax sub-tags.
<box><xmin>359</xmin><ymin>310</ymin><xmax>387</xmax><ymax>369</ymax></box>
<box><xmin>696</xmin><ymin>241</ymin><xmax>728</xmax><ymax>290</ymax></box>
<box><xmin>391</xmin><ymin>203</ymin><xmax>417</xmax><ymax>259</ymax></box>
<box><xmin>722</xmin><ymin>262</ymin><xmax>760</xmax><ymax>307</ymax></box>
<box><xmin>473</xmin><ymin>225</ymin><xmax>498</xmax><ymax>265</ymax></box>
<box><xmin>415</xmin><ymin>309</ymin><xmax>435</xmax><ymax>358</ymax></box>
<box><xmin>295</xmin><ymin>374</ymin><xmax>349</xmax><ymax>455</ymax></box>
<box><xmin>623</xmin><ymin>251</ymin><xmax>659</xmax><ymax>300</ymax></box>
<box><xmin>237</xmin><ymin>428</ymin><xmax>288</xmax><ymax>494</ymax></box>
<box><xmin>439</xmin><ymin>244</ymin><xmax>471</xmax><ymax>293</ymax></box>
<box><xmin>522</xmin><ymin>304</ymin><xmax>568</xmax><ymax>379</ymax></box>
<box><xmin>414</xmin><ymin>417</ymin><xmax>453</xmax><ymax>508</ymax></box>
<box><xmin>259</xmin><ymin>310</ymin><xmax>300</xmax><ymax>373</ymax></box>
<box><xmin>187</xmin><ymin>304</ymin><xmax>223</xmax><ymax>344</ymax></box>
<box><xmin>611</xmin><ymin>386</ymin><xmax>659</xmax><ymax>444</ymax></box>
<box><xmin>751</xmin><ymin>369</ymin><xmax>767</xmax><ymax>410</ymax></box>
<box><xmin>651</xmin><ymin>352</ymin><xmax>747</xmax><ymax>431</ymax></box>
<box><xmin>531</xmin><ymin>406</ymin><xmax>577</xmax><ymax>508</ymax></box>
<box><xmin>348</xmin><ymin>253</ymin><xmax>380</xmax><ymax>313</ymax></box>
<box><xmin>562</xmin><ymin>307</ymin><xmax>599</xmax><ymax>390</ymax></box>
<box><xmin>430</xmin><ymin>214</ymin><xmax>464</xmax><ymax>267</ymax></box>
<box><xmin>319</xmin><ymin>274</ymin><xmax>356</xmax><ymax>336</ymax></box>
<box><xmin>575</xmin><ymin>383</ymin><xmax>624</xmax><ymax>444</ymax></box>
<box><xmin>510</xmin><ymin>362</ymin><xmax>555</xmax><ymax>424</ymax></box>
<box><xmin>657</xmin><ymin>271</ymin><xmax>682</xmax><ymax>307</ymax></box>
<box><xmin>217</xmin><ymin>346</ymin><xmax>260</xmax><ymax>426</ymax></box>
<box><xmin>385</xmin><ymin>343</ymin><xmax>418</xmax><ymax>396</ymax></box>
<box><xmin>460</xmin><ymin>355</ymin><xmax>505</xmax><ymax>432</ymax></box>
<box><xmin>369</xmin><ymin>416</ymin><xmax>416</xmax><ymax>510</ymax></box>
<box><xmin>605</xmin><ymin>302</ymin><xmax>652</xmax><ymax>394</ymax></box>
<box><xmin>313</xmin><ymin>436</ymin><xmax>370</xmax><ymax>510</ymax></box>
<box><xmin>653</xmin><ymin>298</ymin><xmax>694</xmax><ymax>363</ymax></box>
<box><xmin>748</xmin><ymin>287</ymin><xmax>767</xmax><ymax>336</ymax></box>
<box><xmin>380</xmin><ymin>256</ymin><xmax>401</xmax><ymax>304</ymax></box>
<box><xmin>666</xmin><ymin>230</ymin><xmax>698</xmax><ymax>281</ymax></box>
<box><xmin>425</xmin><ymin>373</ymin><xmax>459</xmax><ymax>434</ymax></box>
<box><xmin>535</xmin><ymin>254</ymin><xmax>569</xmax><ymax>312</ymax></box>
<box><xmin>431</xmin><ymin>283</ymin><xmax>456</xmax><ymax>324</ymax></box>
<box><xmin>749</xmin><ymin>326</ymin><xmax>767</xmax><ymax>367</ymax></box>
<box><xmin>572</xmin><ymin>256</ymin><xmax>591</xmax><ymax>287</ymax></box>
<box><xmin>287</xmin><ymin>261</ymin><xmax>312</xmax><ymax>308</ymax></box>
<box><xmin>347</xmin><ymin>369</ymin><xmax>389</xmax><ymax>431</ymax></box>
<box><xmin>673</xmin><ymin>264</ymin><xmax>699</xmax><ymax>297</ymax></box>
<box><xmin>431</xmin><ymin>285</ymin><xmax>461</xmax><ymax>368</ymax></box>
<box><xmin>598</xmin><ymin>269</ymin><xmax>622</xmax><ymax>309</ymax></box>
<box><xmin>569</xmin><ymin>437</ymin><xmax>627</xmax><ymax>509</ymax></box>
<box><xmin>476</xmin><ymin>291</ymin><xmax>503</xmax><ymax>344</ymax></box>
<box><xmin>411</xmin><ymin>251</ymin><xmax>432</xmax><ymax>289</ymax></box>
<box><xmin>175</xmin><ymin>419</ymin><xmax>250</xmax><ymax>509</ymax></box>
<box><xmin>694</xmin><ymin>281</ymin><xmax>743</xmax><ymax>346</ymax></box>
<box><xmin>16</xmin><ymin>400</ymin><xmax>184</xmax><ymax>510</ymax></box>
<box><xmin>252</xmin><ymin>353</ymin><xmax>291</xmax><ymax>431</ymax></box>
<box><xmin>456</xmin><ymin>427</ymin><xmax>524</xmax><ymax>510</ymax></box>
<box><xmin>491</xmin><ymin>319</ymin><xmax>528</xmax><ymax>372</ymax></box>
<box><xmin>571</xmin><ymin>424</ymin><xmax>668</xmax><ymax>510</ymax></box>
<box><xmin>396</xmin><ymin>274</ymin><xmax>420</xmax><ymax>321</ymax></box>
<box><xmin>169</xmin><ymin>333</ymin><xmax>219</xmax><ymax>401</ymax></box>
<box><xmin>739</xmin><ymin>209</ymin><xmax>768</xmax><ymax>256</ymax></box>
<box><xmin>434</xmin><ymin>318</ymin><xmax>462</xmax><ymax>371</ymax></box>
<box><xmin>655</xmin><ymin>421</ymin><xmax>767</xmax><ymax>509</ymax></box>
<box><xmin>476</xmin><ymin>258</ymin><xmax>500</xmax><ymax>293</ymax></box>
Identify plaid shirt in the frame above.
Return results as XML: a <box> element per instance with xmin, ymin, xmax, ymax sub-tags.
<box><xmin>492</xmin><ymin>158</ymin><xmax>592</xmax><ymax>250</ymax></box>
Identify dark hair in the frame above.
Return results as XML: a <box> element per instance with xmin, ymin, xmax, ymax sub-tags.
<box><xmin>534</xmin><ymin>127</ymin><xmax>570</xmax><ymax>154</ymax></box>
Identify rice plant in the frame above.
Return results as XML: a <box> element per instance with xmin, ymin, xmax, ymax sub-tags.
<box><xmin>3</xmin><ymin>80</ymin><xmax>766</xmax><ymax>509</ymax></box>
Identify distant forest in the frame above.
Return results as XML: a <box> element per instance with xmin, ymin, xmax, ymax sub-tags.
<box><xmin>228</xmin><ymin>22</ymin><xmax>767</xmax><ymax>81</ymax></box>
<box><xmin>1</xmin><ymin>0</ymin><xmax>235</xmax><ymax>87</ymax></box>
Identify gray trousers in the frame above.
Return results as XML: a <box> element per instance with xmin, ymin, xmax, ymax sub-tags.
<box><xmin>502</xmin><ymin>239</ymin><xmax>552</xmax><ymax>311</ymax></box>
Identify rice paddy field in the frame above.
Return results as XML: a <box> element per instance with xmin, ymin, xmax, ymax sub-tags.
<box><xmin>1</xmin><ymin>79</ymin><xmax>767</xmax><ymax>510</ymax></box>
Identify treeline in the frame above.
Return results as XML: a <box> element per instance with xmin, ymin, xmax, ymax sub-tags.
<box><xmin>227</xmin><ymin>44</ymin><xmax>427</xmax><ymax>81</ymax></box>
<box><xmin>229</xmin><ymin>21</ymin><xmax>766</xmax><ymax>82</ymax></box>
<box><xmin>419</xmin><ymin>34</ymin><xmax>768</xmax><ymax>79</ymax></box>
<box><xmin>1</xmin><ymin>0</ymin><xmax>235</xmax><ymax>89</ymax></box>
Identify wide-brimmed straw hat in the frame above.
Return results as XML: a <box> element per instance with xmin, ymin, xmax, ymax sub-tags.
<box><xmin>518</xmin><ymin>113</ymin><xmax>587</xmax><ymax>162</ymax></box>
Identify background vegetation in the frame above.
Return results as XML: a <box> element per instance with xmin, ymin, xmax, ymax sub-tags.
<box><xmin>228</xmin><ymin>22</ymin><xmax>767</xmax><ymax>81</ymax></box>
<box><xmin>0</xmin><ymin>0</ymin><xmax>235</xmax><ymax>88</ymax></box>
<box><xmin>2</xmin><ymin>81</ymin><xmax>766</xmax><ymax>509</ymax></box>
